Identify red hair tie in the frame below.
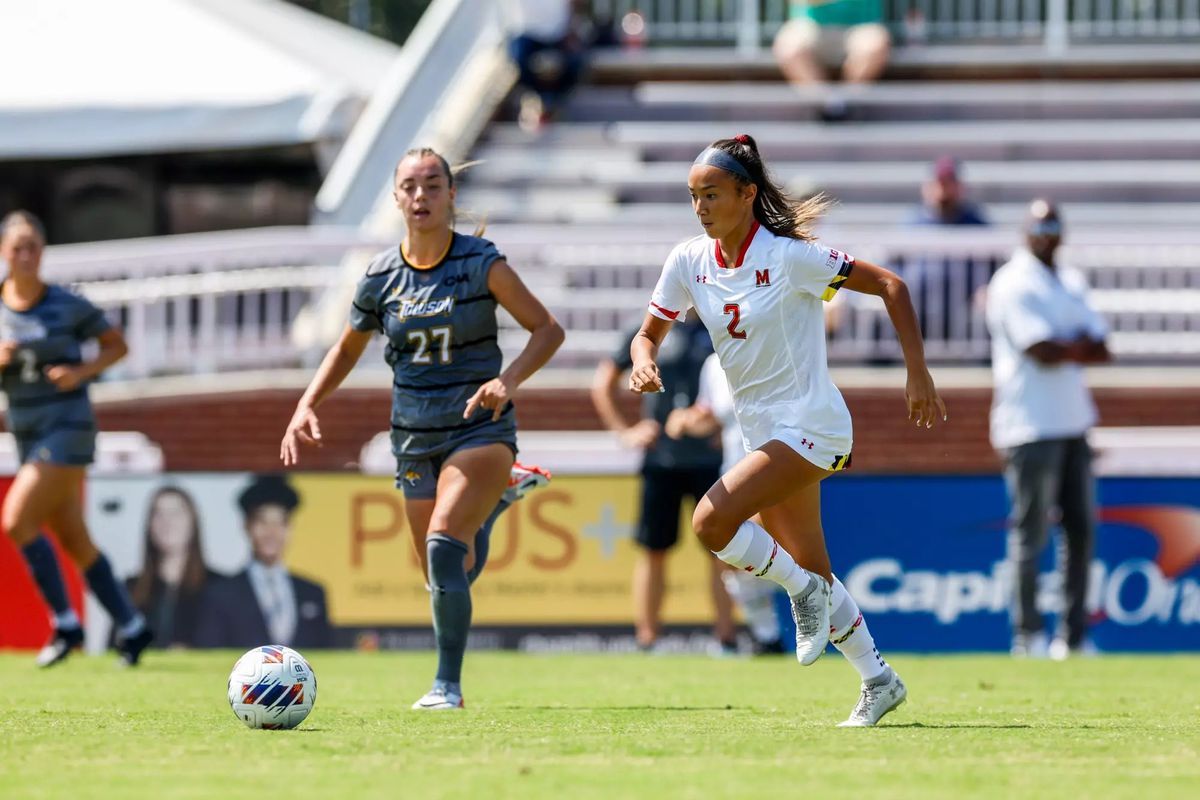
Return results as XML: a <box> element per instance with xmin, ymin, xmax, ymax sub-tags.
<box><xmin>734</xmin><ymin>134</ymin><xmax>750</xmax><ymax>144</ymax></box>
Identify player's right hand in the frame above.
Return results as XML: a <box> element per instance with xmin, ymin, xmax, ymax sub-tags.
<box><xmin>628</xmin><ymin>361</ymin><xmax>663</xmax><ymax>393</ymax></box>
<box><xmin>0</xmin><ymin>341</ymin><xmax>16</xmax><ymax>368</ymax></box>
<box><xmin>280</xmin><ymin>407</ymin><xmax>322</xmax><ymax>466</ymax></box>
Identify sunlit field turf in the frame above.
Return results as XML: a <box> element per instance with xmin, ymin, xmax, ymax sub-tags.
<box><xmin>2</xmin><ymin>651</ymin><xmax>1197</xmax><ymax>799</ymax></box>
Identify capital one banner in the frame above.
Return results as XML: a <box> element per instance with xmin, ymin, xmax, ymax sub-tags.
<box><xmin>820</xmin><ymin>476</ymin><xmax>1200</xmax><ymax>651</ymax></box>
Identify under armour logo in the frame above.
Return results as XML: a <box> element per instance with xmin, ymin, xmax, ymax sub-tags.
<box><xmin>800</xmin><ymin>438</ymin><xmax>814</xmax><ymax>450</ymax></box>
<box><xmin>695</xmin><ymin>275</ymin><xmax>708</xmax><ymax>284</ymax></box>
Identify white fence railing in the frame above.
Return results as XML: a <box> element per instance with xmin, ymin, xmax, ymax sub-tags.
<box><xmin>586</xmin><ymin>0</ymin><xmax>1200</xmax><ymax>48</ymax></box>
<box><xmin>39</xmin><ymin>225</ymin><xmax>1200</xmax><ymax>380</ymax></box>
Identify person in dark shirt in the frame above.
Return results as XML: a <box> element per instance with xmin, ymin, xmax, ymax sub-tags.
<box><xmin>592</xmin><ymin>315</ymin><xmax>735</xmax><ymax>652</ymax></box>
<box><xmin>0</xmin><ymin>210</ymin><xmax>152</xmax><ymax>668</ymax></box>
<box><xmin>126</xmin><ymin>485</ymin><xmax>216</xmax><ymax>649</ymax></box>
<box><xmin>192</xmin><ymin>475</ymin><xmax>331</xmax><ymax>651</ymax></box>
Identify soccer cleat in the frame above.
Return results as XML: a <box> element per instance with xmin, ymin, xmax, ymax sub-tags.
<box><xmin>751</xmin><ymin>637</ymin><xmax>785</xmax><ymax>656</ymax></box>
<box><xmin>116</xmin><ymin>625</ymin><xmax>154</xmax><ymax>667</ymax></box>
<box><xmin>411</xmin><ymin>686</ymin><xmax>465</xmax><ymax>710</ymax></box>
<box><xmin>35</xmin><ymin>626</ymin><xmax>85</xmax><ymax>668</ymax></box>
<box><xmin>838</xmin><ymin>667</ymin><xmax>907</xmax><ymax>727</ymax></box>
<box><xmin>790</xmin><ymin>571</ymin><xmax>832</xmax><ymax>666</ymax></box>
<box><xmin>503</xmin><ymin>461</ymin><xmax>551</xmax><ymax>504</ymax></box>
<box><xmin>1010</xmin><ymin>631</ymin><xmax>1049</xmax><ymax>659</ymax></box>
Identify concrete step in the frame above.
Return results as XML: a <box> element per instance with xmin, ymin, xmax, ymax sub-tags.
<box><xmin>461</xmin><ymin>158</ymin><xmax>1200</xmax><ymax>204</ymax></box>
<box><xmin>629</xmin><ymin>80</ymin><xmax>1200</xmax><ymax>122</ymax></box>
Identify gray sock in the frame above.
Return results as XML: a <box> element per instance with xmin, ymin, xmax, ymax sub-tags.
<box><xmin>468</xmin><ymin>499</ymin><xmax>510</xmax><ymax>585</ymax></box>
<box><xmin>427</xmin><ymin>534</ymin><xmax>472</xmax><ymax>684</ymax></box>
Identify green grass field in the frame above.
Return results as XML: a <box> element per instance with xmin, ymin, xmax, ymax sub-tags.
<box><xmin>2</xmin><ymin>651</ymin><xmax>1197</xmax><ymax>799</ymax></box>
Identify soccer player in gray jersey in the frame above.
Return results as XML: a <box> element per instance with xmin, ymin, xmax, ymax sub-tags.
<box><xmin>281</xmin><ymin>148</ymin><xmax>563</xmax><ymax>710</ymax></box>
<box><xmin>0</xmin><ymin>211</ymin><xmax>152</xmax><ymax>667</ymax></box>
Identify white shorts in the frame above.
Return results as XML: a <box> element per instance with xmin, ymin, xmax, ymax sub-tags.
<box><xmin>751</xmin><ymin>428</ymin><xmax>853</xmax><ymax>473</ymax></box>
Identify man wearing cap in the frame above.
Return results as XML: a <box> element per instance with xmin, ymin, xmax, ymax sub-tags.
<box><xmin>192</xmin><ymin>475</ymin><xmax>331</xmax><ymax>649</ymax></box>
<box><xmin>986</xmin><ymin>199</ymin><xmax>1110</xmax><ymax>659</ymax></box>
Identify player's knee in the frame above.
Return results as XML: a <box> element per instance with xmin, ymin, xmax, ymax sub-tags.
<box><xmin>692</xmin><ymin>504</ymin><xmax>735</xmax><ymax>551</ymax></box>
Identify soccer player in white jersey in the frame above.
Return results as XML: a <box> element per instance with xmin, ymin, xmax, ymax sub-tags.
<box><xmin>631</xmin><ymin>134</ymin><xmax>946</xmax><ymax>726</ymax></box>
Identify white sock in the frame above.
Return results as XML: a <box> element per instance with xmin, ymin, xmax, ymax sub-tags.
<box><xmin>722</xmin><ymin>570</ymin><xmax>781</xmax><ymax>643</ymax></box>
<box><xmin>53</xmin><ymin>609</ymin><xmax>81</xmax><ymax>630</ymax></box>
<box><xmin>713</xmin><ymin>520</ymin><xmax>813</xmax><ymax>597</ymax></box>
<box><xmin>829</xmin><ymin>576</ymin><xmax>887</xmax><ymax>682</ymax></box>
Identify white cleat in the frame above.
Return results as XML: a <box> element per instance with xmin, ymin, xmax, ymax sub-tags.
<box><xmin>411</xmin><ymin>686</ymin><xmax>465</xmax><ymax>710</ymax></box>
<box><xmin>838</xmin><ymin>667</ymin><xmax>907</xmax><ymax>727</ymax></box>
<box><xmin>503</xmin><ymin>461</ymin><xmax>551</xmax><ymax>504</ymax></box>
<box><xmin>790</xmin><ymin>571</ymin><xmax>832</xmax><ymax>666</ymax></box>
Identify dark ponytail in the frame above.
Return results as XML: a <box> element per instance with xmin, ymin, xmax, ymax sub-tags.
<box><xmin>710</xmin><ymin>135</ymin><xmax>831</xmax><ymax>242</ymax></box>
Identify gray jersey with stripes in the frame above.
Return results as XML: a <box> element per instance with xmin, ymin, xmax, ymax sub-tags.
<box><xmin>349</xmin><ymin>234</ymin><xmax>512</xmax><ymax>458</ymax></box>
<box><xmin>1</xmin><ymin>283</ymin><xmax>109</xmax><ymax>443</ymax></box>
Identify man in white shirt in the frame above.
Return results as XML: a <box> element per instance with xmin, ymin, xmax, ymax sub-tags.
<box><xmin>986</xmin><ymin>200</ymin><xmax>1110</xmax><ymax>659</ymax></box>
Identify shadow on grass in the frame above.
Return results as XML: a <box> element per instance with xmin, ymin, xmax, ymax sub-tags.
<box><xmin>880</xmin><ymin>722</ymin><xmax>1034</xmax><ymax>729</ymax></box>
<box><xmin>498</xmin><ymin>705</ymin><xmax>738</xmax><ymax>712</ymax></box>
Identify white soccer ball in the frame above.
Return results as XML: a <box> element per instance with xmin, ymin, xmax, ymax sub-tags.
<box><xmin>227</xmin><ymin>645</ymin><xmax>317</xmax><ymax>730</ymax></box>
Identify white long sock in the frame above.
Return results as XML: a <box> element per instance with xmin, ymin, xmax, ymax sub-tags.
<box><xmin>722</xmin><ymin>570</ymin><xmax>781</xmax><ymax>643</ymax></box>
<box><xmin>713</xmin><ymin>520</ymin><xmax>812</xmax><ymax>597</ymax></box>
<box><xmin>829</xmin><ymin>576</ymin><xmax>887</xmax><ymax>682</ymax></box>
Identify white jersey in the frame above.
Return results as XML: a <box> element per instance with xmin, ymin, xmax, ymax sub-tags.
<box><xmin>696</xmin><ymin>353</ymin><xmax>745</xmax><ymax>474</ymax></box>
<box><xmin>649</xmin><ymin>222</ymin><xmax>855</xmax><ymax>469</ymax></box>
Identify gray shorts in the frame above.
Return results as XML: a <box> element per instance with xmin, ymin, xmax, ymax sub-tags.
<box><xmin>394</xmin><ymin>420</ymin><xmax>517</xmax><ymax>500</ymax></box>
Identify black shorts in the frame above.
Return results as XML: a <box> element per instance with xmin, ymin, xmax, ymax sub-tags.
<box><xmin>635</xmin><ymin>464</ymin><xmax>721</xmax><ymax>551</ymax></box>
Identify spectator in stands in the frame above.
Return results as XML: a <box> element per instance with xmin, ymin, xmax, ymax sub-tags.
<box><xmin>193</xmin><ymin>475</ymin><xmax>331</xmax><ymax>649</ymax></box>
<box><xmin>592</xmin><ymin>316</ymin><xmax>737</xmax><ymax>654</ymax></box>
<box><xmin>772</xmin><ymin>0</ymin><xmax>891</xmax><ymax>122</ymax></box>
<box><xmin>909</xmin><ymin>157</ymin><xmax>988</xmax><ymax>227</ymax></box>
<box><xmin>986</xmin><ymin>199</ymin><xmax>1110</xmax><ymax>660</ymax></box>
<box><xmin>126</xmin><ymin>486</ymin><xmax>215</xmax><ymax>648</ymax></box>
<box><xmin>502</xmin><ymin>0</ymin><xmax>587</xmax><ymax>132</ymax></box>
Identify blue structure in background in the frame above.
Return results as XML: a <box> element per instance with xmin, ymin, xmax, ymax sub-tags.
<box><xmin>771</xmin><ymin>476</ymin><xmax>1200</xmax><ymax>652</ymax></box>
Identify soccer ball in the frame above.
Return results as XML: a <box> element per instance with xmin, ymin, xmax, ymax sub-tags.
<box><xmin>227</xmin><ymin>645</ymin><xmax>317</xmax><ymax>730</ymax></box>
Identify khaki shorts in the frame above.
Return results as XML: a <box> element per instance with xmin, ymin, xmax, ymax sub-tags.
<box><xmin>773</xmin><ymin>19</ymin><xmax>890</xmax><ymax>67</ymax></box>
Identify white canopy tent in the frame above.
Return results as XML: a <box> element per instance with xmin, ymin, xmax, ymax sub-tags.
<box><xmin>0</xmin><ymin>0</ymin><xmax>400</xmax><ymax>159</ymax></box>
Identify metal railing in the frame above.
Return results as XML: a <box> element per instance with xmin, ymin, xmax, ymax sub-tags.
<box><xmin>40</xmin><ymin>225</ymin><xmax>1200</xmax><ymax>381</ymax></box>
<box><xmin>585</xmin><ymin>0</ymin><xmax>1200</xmax><ymax>48</ymax></box>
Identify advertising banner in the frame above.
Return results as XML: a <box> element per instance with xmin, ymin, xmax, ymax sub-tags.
<box><xmin>3</xmin><ymin>472</ymin><xmax>1197</xmax><ymax>652</ymax></box>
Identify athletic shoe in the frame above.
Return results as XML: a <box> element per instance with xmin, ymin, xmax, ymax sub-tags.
<box><xmin>751</xmin><ymin>637</ymin><xmax>785</xmax><ymax>656</ymax></box>
<box><xmin>790</xmin><ymin>571</ymin><xmax>832</xmax><ymax>666</ymax></box>
<box><xmin>838</xmin><ymin>667</ymin><xmax>907</xmax><ymax>728</ymax></box>
<box><xmin>1049</xmin><ymin>637</ymin><xmax>1099</xmax><ymax>661</ymax></box>
<box><xmin>35</xmin><ymin>626</ymin><xmax>85</xmax><ymax>668</ymax></box>
<box><xmin>116</xmin><ymin>625</ymin><xmax>154</xmax><ymax>667</ymax></box>
<box><xmin>411</xmin><ymin>686</ymin><xmax>465</xmax><ymax>710</ymax></box>
<box><xmin>1010</xmin><ymin>631</ymin><xmax>1049</xmax><ymax>659</ymax></box>
<box><xmin>503</xmin><ymin>461</ymin><xmax>551</xmax><ymax>504</ymax></box>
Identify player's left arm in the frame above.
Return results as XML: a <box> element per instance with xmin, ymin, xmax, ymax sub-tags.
<box><xmin>842</xmin><ymin>259</ymin><xmax>947</xmax><ymax>428</ymax></box>
<box><xmin>45</xmin><ymin>327</ymin><xmax>128</xmax><ymax>391</ymax></box>
<box><xmin>465</xmin><ymin>259</ymin><xmax>565</xmax><ymax>420</ymax></box>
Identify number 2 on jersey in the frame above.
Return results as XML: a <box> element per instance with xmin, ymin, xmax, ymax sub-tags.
<box><xmin>17</xmin><ymin>349</ymin><xmax>38</xmax><ymax>383</ymax></box>
<box><xmin>407</xmin><ymin>325</ymin><xmax>453</xmax><ymax>365</ymax></box>
<box><xmin>723</xmin><ymin>304</ymin><xmax>747</xmax><ymax>340</ymax></box>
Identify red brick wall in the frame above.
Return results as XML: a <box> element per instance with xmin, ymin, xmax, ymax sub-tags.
<box><xmin>80</xmin><ymin>386</ymin><xmax>1200</xmax><ymax>474</ymax></box>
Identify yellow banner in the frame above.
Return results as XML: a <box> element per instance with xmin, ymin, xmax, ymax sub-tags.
<box><xmin>285</xmin><ymin>475</ymin><xmax>719</xmax><ymax>625</ymax></box>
